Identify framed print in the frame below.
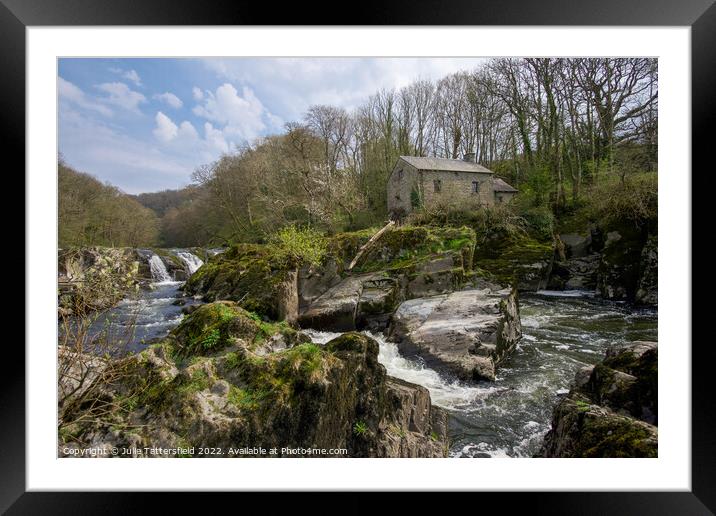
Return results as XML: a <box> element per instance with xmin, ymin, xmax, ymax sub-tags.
<box><xmin>8</xmin><ymin>0</ymin><xmax>713</xmax><ymax>512</ymax></box>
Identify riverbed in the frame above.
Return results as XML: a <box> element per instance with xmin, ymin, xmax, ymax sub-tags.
<box><xmin>79</xmin><ymin>281</ymin><xmax>657</xmax><ymax>457</ymax></box>
<box><xmin>307</xmin><ymin>291</ymin><xmax>657</xmax><ymax>458</ymax></box>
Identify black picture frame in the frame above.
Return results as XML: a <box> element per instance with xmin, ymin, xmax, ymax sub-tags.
<box><xmin>8</xmin><ymin>0</ymin><xmax>711</xmax><ymax>512</ymax></box>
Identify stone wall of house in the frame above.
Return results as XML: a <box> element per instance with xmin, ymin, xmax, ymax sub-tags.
<box><xmin>388</xmin><ymin>160</ymin><xmax>497</xmax><ymax>215</ymax></box>
<box><xmin>419</xmin><ymin>170</ymin><xmax>494</xmax><ymax>211</ymax></box>
<box><xmin>387</xmin><ymin>161</ymin><xmax>418</xmax><ymax>215</ymax></box>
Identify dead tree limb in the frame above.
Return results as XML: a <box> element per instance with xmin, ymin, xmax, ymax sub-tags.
<box><xmin>347</xmin><ymin>220</ymin><xmax>395</xmax><ymax>271</ymax></box>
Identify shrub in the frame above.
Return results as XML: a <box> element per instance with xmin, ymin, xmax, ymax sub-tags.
<box><xmin>269</xmin><ymin>225</ymin><xmax>328</xmax><ymax>267</ymax></box>
<box><xmin>586</xmin><ymin>173</ymin><xmax>657</xmax><ymax>228</ymax></box>
<box><xmin>520</xmin><ymin>206</ymin><xmax>555</xmax><ymax>241</ymax></box>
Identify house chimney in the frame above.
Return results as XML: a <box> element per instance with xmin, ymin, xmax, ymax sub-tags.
<box><xmin>463</xmin><ymin>152</ymin><xmax>476</xmax><ymax>163</ymax></box>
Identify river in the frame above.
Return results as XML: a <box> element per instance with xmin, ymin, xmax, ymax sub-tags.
<box><xmin>82</xmin><ymin>260</ymin><xmax>657</xmax><ymax>457</ymax></box>
<box><xmin>306</xmin><ymin>291</ymin><xmax>657</xmax><ymax>458</ymax></box>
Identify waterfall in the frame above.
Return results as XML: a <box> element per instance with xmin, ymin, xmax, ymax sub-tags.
<box><xmin>175</xmin><ymin>251</ymin><xmax>204</xmax><ymax>275</ymax></box>
<box><xmin>148</xmin><ymin>254</ymin><xmax>173</xmax><ymax>283</ymax></box>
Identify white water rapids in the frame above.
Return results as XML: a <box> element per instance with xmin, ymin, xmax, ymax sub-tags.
<box><xmin>304</xmin><ymin>329</ymin><xmax>484</xmax><ymax>410</ymax></box>
<box><xmin>175</xmin><ymin>251</ymin><xmax>204</xmax><ymax>275</ymax></box>
<box><xmin>148</xmin><ymin>254</ymin><xmax>174</xmax><ymax>283</ymax></box>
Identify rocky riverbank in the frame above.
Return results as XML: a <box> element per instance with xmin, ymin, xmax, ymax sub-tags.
<box><xmin>540</xmin><ymin>340</ymin><xmax>658</xmax><ymax>458</ymax></box>
<box><xmin>59</xmin><ymin>302</ymin><xmax>448</xmax><ymax>458</ymax></box>
<box><xmin>550</xmin><ymin>222</ymin><xmax>657</xmax><ymax>307</ymax></box>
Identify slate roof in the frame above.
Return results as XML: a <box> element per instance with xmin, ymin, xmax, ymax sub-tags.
<box><xmin>398</xmin><ymin>155</ymin><xmax>494</xmax><ymax>174</ymax></box>
<box><xmin>493</xmin><ymin>178</ymin><xmax>519</xmax><ymax>192</ymax></box>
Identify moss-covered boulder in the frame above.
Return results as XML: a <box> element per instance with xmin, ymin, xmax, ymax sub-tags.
<box><xmin>472</xmin><ymin>232</ymin><xmax>554</xmax><ymax>291</ymax></box>
<box><xmin>59</xmin><ymin>315</ymin><xmax>449</xmax><ymax>457</ymax></box>
<box><xmin>330</xmin><ymin>225</ymin><xmax>476</xmax><ymax>274</ymax></box>
<box><xmin>540</xmin><ymin>393</ymin><xmax>657</xmax><ymax>458</ymax></box>
<box><xmin>184</xmin><ymin>244</ymin><xmax>298</xmax><ymax>322</ymax></box>
<box><xmin>540</xmin><ymin>341</ymin><xmax>658</xmax><ymax>457</ymax></box>
<box><xmin>169</xmin><ymin>301</ymin><xmax>304</xmax><ymax>357</ymax></box>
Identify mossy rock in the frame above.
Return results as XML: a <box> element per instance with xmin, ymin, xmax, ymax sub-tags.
<box><xmin>329</xmin><ymin>225</ymin><xmax>476</xmax><ymax>274</ymax></box>
<box><xmin>325</xmin><ymin>332</ymin><xmax>380</xmax><ymax>358</ymax></box>
<box><xmin>473</xmin><ymin>233</ymin><xmax>553</xmax><ymax>290</ymax></box>
<box><xmin>171</xmin><ymin>301</ymin><xmax>300</xmax><ymax>357</ymax></box>
<box><xmin>184</xmin><ymin>244</ymin><xmax>295</xmax><ymax>320</ymax></box>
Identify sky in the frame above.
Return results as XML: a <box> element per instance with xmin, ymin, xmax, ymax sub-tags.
<box><xmin>58</xmin><ymin>58</ymin><xmax>486</xmax><ymax>194</ymax></box>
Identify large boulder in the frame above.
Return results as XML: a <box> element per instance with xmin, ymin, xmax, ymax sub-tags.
<box><xmin>296</xmin><ymin>275</ymin><xmax>368</xmax><ymax>332</ymax></box>
<box><xmin>184</xmin><ymin>244</ymin><xmax>299</xmax><ymax>322</ymax></box>
<box><xmin>388</xmin><ymin>285</ymin><xmax>521</xmax><ymax>381</ymax></box>
<box><xmin>596</xmin><ymin>224</ymin><xmax>648</xmax><ymax>301</ymax></box>
<box><xmin>540</xmin><ymin>341</ymin><xmax>658</xmax><ymax>457</ymax></box>
<box><xmin>473</xmin><ymin>233</ymin><xmax>554</xmax><ymax>291</ymax></box>
<box><xmin>560</xmin><ymin>232</ymin><xmax>592</xmax><ymax>258</ymax></box>
<box><xmin>58</xmin><ymin>308</ymin><xmax>449</xmax><ymax>458</ymax></box>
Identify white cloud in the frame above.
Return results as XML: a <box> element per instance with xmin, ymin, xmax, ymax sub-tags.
<box><xmin>110</xmin><ymin>67</ymin><xmax>143</xmax><ymax>87</ymax></box>
<box><xmin>59</xmin><ymin>104</ymin><xmax>194</xmax><ymax>193</ymax></box>
<box><xmin>192</xmin><ymin>83</ymin><xmax>279</xmax><ymax>143</ymax></box>
<box><xmin>204</xmin><ymin>122</ymin><xmax>229</xmax><ymax>154</ymax></box>
<box><xmin>154</xmin><ymin>91</ymin><xmax>183</xmax><ymax>109</ymax></box>
<box><xmin>96</xmin><ymin>82</ymin><xmax>147</xmax><ymax>114</ymax></box>
<box><xmin>153</xmin><ymin>112</ymin><xmax>179</xmax><ymax>142</ymax></box>
<box><xmin>192</xmin><ymin>86</ymin><xmax>204</xmax><ymax>101</ymax></box>
<box><xmin>201</xmin><ymin>57</ymin><xmax>487</xmax><ymax>121</ymax></box>
<box><xmin>58</xmin><ymin>77</ymin><xmax>113</xmax><ymax>117</ymax></box>
<box><xmin>178</xmin><ymin>120</ymin><xmax>199</xmax><ymax>140</ymax></box>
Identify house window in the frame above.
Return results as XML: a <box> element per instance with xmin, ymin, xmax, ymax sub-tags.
<box><xmin>471</xmin><ymin>181</ymin><xmax>480</xmax><ymax>194</ymax></box>
<box><xmin>433</xmin><ymin>179</ymin><xmax>441</xmax><ymax>193</ymax></box>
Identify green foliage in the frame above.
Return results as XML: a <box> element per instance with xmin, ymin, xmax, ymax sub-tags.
<box><xmin>519</xmin><ymin>206</ymin><xmax>555</xmax><ymax>241</ymax></box>
<box><xmin>58</xmin><ymin>162</ymin><xmax>160</xmax><ymax>247</ymax></box>
<box><xmin>586</xmin><ymin>173</ymin><xmax>657</xmax><ymax>228</ymax></box>
<box><xmin>410</xmin><ymin>185</ymin><xmax>423</xmax><ymax>209</ymax></box>
<box><xmin>353</xmin><ymin>420</ymin><xmax>368</xmax><ymax>436</ymax></box>
<box><xmin>269</xmin><ymin>225</ymin><xmax>328</xmax><ymax>267</ymax></box>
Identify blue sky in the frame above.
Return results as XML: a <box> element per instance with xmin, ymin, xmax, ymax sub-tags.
<box><xmin>58</xmin><ymin>57</ymin><xmax>485</xmax><ymax>194</ymax></box>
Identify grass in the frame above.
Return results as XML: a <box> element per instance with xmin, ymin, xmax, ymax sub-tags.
<box><xmin>353</xmin><ymin>420</ymin><xmax>368</xmax><ymax>436</ymax></box>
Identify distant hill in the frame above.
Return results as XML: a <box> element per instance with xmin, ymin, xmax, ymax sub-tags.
<box><xmin>131</xmin><ymin>187</ymin><xmax>198</xmax><ymax>218</ymax></box>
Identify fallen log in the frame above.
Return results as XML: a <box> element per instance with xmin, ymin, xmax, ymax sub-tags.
<box><xmin>347</xmin><ymin>220</ymin><xmax>395</xmax><ymax>271</ymax></box>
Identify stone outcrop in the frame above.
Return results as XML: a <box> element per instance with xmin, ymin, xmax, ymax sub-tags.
<box><xmin>184</xmin><ymin>244</ymin><xmax>299</xmax><ymax>322</ymax></box>
<box><xmin>545</xmin><ymin>221</ymin><xmax>657</xmax><ymax>306</ymax></box>
<box><xmin>635</xmin><ymin>235</ymin><xmax>657</xmax><ymax>306</ymax></box>
<box><xmin>472</xmin><ymin>232</ymin><xmax>554</xmax><ymax>291</ymax></box>
<box><xmin>547</xmin><ymin>254</ymin><xmax>600</xmax><ymax>291</ymax></box>
<box><xmin>388</xmin><ymin>283</ymin><xmax>521</xmax><ymax>381</ymax></box>
<box><xmin>540</xmin><ymin>341</ymin><xmax>657</xmax><ymax>457</ymax></box>
<box><xmin>58</xmin><ymin>247</ymin><xmax>142</xmax><ymax>315</ymax></box>
<box><xmin>59</xmin><ymin>303</ymin><xmax>448</xmax><ymax>458</ymax></box>
<box><xmin>596</xmin><ymin>227</ymin><xmax>644</xmax><ymax>301</ymax></box>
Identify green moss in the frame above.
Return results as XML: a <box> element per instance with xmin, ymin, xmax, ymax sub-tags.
<box><xmin>172</xmin><ymin>302</ymin><xmax>262</xmax><ymax>356</ymax></box>
<box><xmin>575</xmin><ymin>400</ymin><xmax>591</xmax><ymax>413</ymax></box>
<box><xmin>332</xmin><ymin>225</ymin><xmax>476</xmax><ymax>274</ymax></box>
<box><xmin>580</xmin><ymin>416</ymin><xmax>656</xmax><ymax>458</ymax></box>
<box><xmin>227</xmin><ymin>385</ymin><xmax>268</xmax><ymax>410</ymax></box>
<box><xmin>184</xmin><ymin>244</ymin><xmax>295</xmax><ymax>320</ymax></box>
<box><xmin>473</xmin><ymin>234</ymin><xmax>553</xmax><ymax>287</ymax></box>
<box><xmin>177</xmin><ymin>368</ymin><xmax>211</xmax><ymax>395</ymax></box>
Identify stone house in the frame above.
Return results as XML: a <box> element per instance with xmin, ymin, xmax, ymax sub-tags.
<box><xmin>387</xmin><ymin>154</ymin><xmax>518</xmax><ymax>216</ymax></box>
